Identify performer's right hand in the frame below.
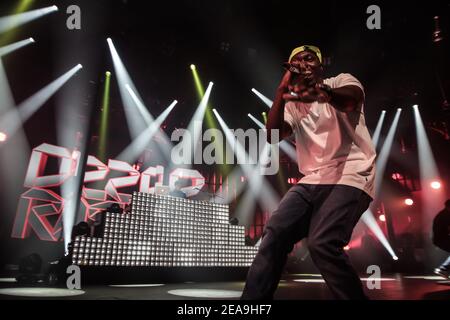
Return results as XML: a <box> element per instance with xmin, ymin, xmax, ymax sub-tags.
<box><xmin>279</xmin><ymin>67</ymin><xmax>319</xmax><ymax>102</ymax></box>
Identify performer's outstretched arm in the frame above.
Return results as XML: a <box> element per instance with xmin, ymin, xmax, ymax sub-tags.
<box><xmin>321</xmin><ymin>84</ymin><xmax>364</xmax><ymax>113</ymax></box>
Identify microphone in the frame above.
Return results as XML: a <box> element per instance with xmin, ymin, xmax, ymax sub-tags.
<box><xmin>283</xmin><ymin>62</ymin><xmax>300</xmax><ymax>74</ymax></box>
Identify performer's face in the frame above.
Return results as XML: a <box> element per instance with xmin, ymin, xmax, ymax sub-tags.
<box><xmin>290</xmin><ymin>50</ymin><xmax>323</xmax><ymax>83</ymax></box>
<box><xmin>287</xmin><ymin>50</ymin><xmax>324</xmax><ymax>102</ymax></box>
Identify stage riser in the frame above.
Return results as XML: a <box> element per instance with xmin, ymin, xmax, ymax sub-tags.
<box><xmin>71</xmin><ymin>192</ymin><xmax>259</xmax><ymax>270</ymax></box>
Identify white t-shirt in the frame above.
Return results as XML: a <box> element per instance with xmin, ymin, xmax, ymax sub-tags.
<box><xmin>284</xmin><ymin>73</ymin><xmax>376</xmax><ymax>199</ymax></box>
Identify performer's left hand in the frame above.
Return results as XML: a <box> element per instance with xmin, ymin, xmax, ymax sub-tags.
<box><xmin>314</xmin><ymin>83</ymin><xmax>332</xmax><ymax>103</ymax></box>
<box><xmin>284</xmin><ymin>80</ymin><xmax>331</xmax><ymax>104</ymax></box>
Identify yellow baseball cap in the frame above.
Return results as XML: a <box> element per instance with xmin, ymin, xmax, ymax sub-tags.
<box><xmin>288</xmin><ymin>45</ymin><xmax>322</xmax><ymax>64</ymax></box>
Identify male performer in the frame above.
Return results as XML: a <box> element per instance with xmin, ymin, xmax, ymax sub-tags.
<box><xmin>433</xmin><ymin>199</ymin><xmax>450</xmax><ymax>279</ymax></box>
<box><xmin>242</xmin><ymin>45</ymin><xmax>376</xmax><ymax>300</ymax></box>
<box><xmin>170</xmin><ymin>179</ymin><xmax>187</xmax><ymax>199</ymax></box>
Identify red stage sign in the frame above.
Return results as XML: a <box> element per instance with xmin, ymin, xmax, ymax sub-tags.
<box><xmin>12</xmin><ymin>143</ymin><xmax>205</xmax><ymax>241</ymax></box>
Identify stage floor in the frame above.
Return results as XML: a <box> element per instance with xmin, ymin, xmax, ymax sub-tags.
<box><xmin>0</xmin><ymin>273</ymin><xmax>449</xmax><ymax>300</ymax></box>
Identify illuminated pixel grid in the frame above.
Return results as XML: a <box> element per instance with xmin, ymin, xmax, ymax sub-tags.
<box><xmin>71</xmin><ymin>192</ymin><xmax>258</xmax><ymax>267</ymax></box>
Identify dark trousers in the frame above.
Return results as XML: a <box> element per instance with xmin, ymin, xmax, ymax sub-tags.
<box><xmin>241</xmin><ymin>184</ymin><xmax>372</xmax><ymax>300</ymax></box>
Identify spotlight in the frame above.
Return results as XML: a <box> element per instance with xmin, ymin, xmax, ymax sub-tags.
<box><xmin>0</xmin><ymin>37</ymin><xmax>36</xmax><ymax>57</ymax></box>
<box><xmin>371</xmin><ymin>110</ymin><xmax>387</xmax><ymax>148</ymax></box>
<box><xmin>261</xmin><ymin>112</ymin><xmax>267</xmax><ymax>119</ymax></box>
<box><xmin>248</xmin><ymin>112</ymin><xmax>297</xmax><ymax>163</ymax></box>
<box><xmin>251</xmin><ymin>88</ymin><xmax>273</xmax><ymax>108</ymax></box>
<box><xmin>0</xmin><ymin>64</ymin><xmax>83</xmax><ymax>138</ymax></box>
<box><xmin>379</xmin><ymin>214</ymin><xmax>386</xmax><ymax>222</ymax></box>
<box><xmin>431</xmin><ymin>181</ymin><xmax>441</xmax><ymax>190</ymax></box>
<box><xmin>393</xmin><ymin>256</ymin><xmax>399</xmax><ymax>261</ymax></box>
<box><xmin>0</xmin><ymin>6</ymin><xmax>59</xmax><ymax>34</ymax></box>
<box><xmin>361</xmin><ymin>209</ymin><xmax>398</xmax><ymax>259</ymax></box>
<box><xmin>343</xmin><ymin>245</ymin><xmax>350</xmax><ymax>251</ymax></box>
<box><xmin>190</xmin><ymin>64</ymin><xmax>196</xmax><ymax>71</ymax></box>
<box><xmin>116</xmin><ymin>99</ymin><xmax>177</xmax><ymax>164</ymax></box>
<box><xmin>172</xmin><ymin>81</ymin><xmax>213</xmax><ymax>165</ymax></box>
<box><xmin>413</xmin><ymin>104</ymin><xmax>445</xmax><ymax>225</ymax></box>
<box><xmin>404</xmin><ymin>198</ymin><xmax>414</xmax><ymax>206</ymax></box>
<box><xmin>213</xmin><ymin>109</ymin><xmax>280</xmax><ymax>221</ymax></box>
<box><xmin>105</xmin><ymin>71</ymin><xmax>111</xmax><ymax>77</ymax></box>
<box><xmin>374</xmin><ymin>108</ymin><xmax>402</xmax><ymax>196</ymax></box>
<box><xmin>107</xmin><ymin>37</ymin><xmax>156</xmax><ymax>139</ymax></box>
<box><xmin>0</xmin><ymin>132</ymin><xmax>6</xmax><ymax>142</ymax></box>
